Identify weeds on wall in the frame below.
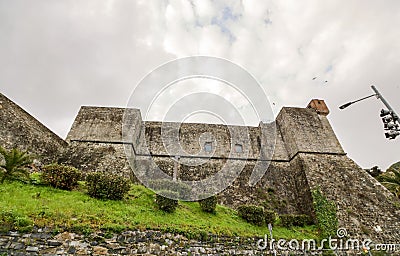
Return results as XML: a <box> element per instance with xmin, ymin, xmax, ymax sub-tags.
<box><xmin>311</xmin><ymin>187</ymin><xmax>338</xmax><ymax>239</ymax></box>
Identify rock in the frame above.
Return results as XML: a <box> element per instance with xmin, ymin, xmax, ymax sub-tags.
<box><xmin>165</xmin><ymin>238</ymin><xmax>173</xmax><ymax>246</ymax></box>
<box><xmin>9</xmin><ymin>231</ymin><xmax>19</xmax><ymax>237</ymax></box>
<box><xmin>90</xmin><ymin>241</ymin><xmax>99</xmax><ymax>246</ymax></box>
<box><xmin>11</xmin><ymin>242</ymin><xmax>25</xmax><ymax>250</ymax></box>
<box><xmin>3</xmin><ymin>241</ymin><xmax>12</xmax><ymax>249</ymax></box>
<box><xmin>26</xmin><ymin>246</ymin><xmax>39</xmax><ymax>252</ymax></box>
<box><xmin>93</xmin><ymin>246</ymin><xmax>108</xmax><ymax>255</ymax></box>
<box><xmin>39</xmin><ymin>233</ymin><xmax>52</xmax><ymax>240</ymax></box>
<box><xmin>146</xmin><ymin>230</ymin><xmax>153</xmax><ymax>238</ymax></box>
<box><xmin>55</xmin><ymin>232</ymin><xmax>73</xmax><ymax>241</ymax></box>
<box><xmin>67</xmin><ymin>246</ymin><xmax>76</xmax><ymax>254</ymax></box>
<box><xmin>47</xmin><ymin>240</ymin><xmax>63</xmax><ymax>247</ymax></box>
<box><xmin>137</xmin><ymin>245</ymin><xmax>147</xmax><ymax>254</ymax></box>
<box><xmin>55</xmin><ymin>249</ymin><xmax>65</xmax><ymax>255</ymax></box>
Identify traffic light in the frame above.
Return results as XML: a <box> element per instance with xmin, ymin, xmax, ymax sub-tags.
<box><xmin>385</xmin><ymin>130</ymin><xmax>400</xmax><ymax>140</ymax></box>
<box><xmin>381</xmin><ymin>109</ymin><xmax>400</xmax><ymax>140</ymax></box>
<box><xmin>382</xmin><ymin>115</ymin><xmax>393</xmax><ymax>123</ymax></box>
<box><xmin>380</xmin><ymin>109</ymin><xmax>391</xmax><ymax>117</ymax></box>
<box><xmin>384</xmin><ymin>122</ymin><xmax>399</xmax><ymax>130</ymax></box>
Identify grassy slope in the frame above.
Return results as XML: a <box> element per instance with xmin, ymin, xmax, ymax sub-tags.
<box><xmin>0</xmin><ymin>181</ymin><xmax>318</xmax><ymax>240</ymax></box>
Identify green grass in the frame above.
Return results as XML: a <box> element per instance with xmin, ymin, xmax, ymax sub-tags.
<box><xmin>0</xmin><ymin>181</ymin><xmax>318</xmax><ymax>240</ymax></box>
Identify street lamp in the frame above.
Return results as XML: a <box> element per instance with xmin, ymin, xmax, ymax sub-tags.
<box><xmin>339</xmin><ymin>85</ymin><xmax>400</xmax><ymax>140</ymax></box>
<box><xmin>339</xmin><ymin>93</ymin><xmax>377</xmax><ymax>110</ymax></box>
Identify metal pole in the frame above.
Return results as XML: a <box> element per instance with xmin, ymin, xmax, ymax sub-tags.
<box><xmin>267</xmin><ymin>224</ymin><xmax>276</xmax><ymax>256</ymax></box>
<box><xmin>371</xmin><ymin>85</ymin><xmax>399</xmax><ymax>120</ymax></box>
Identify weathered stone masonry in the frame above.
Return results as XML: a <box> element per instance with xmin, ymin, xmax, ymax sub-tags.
<box><xmin>0</xmin><ymin>93</ymin><xmax>399</xmax><ymax>243</ymax></box>
<box><xmin>0</xmin><ymin>93</ymin><xmax>67</xmax><ymax>163</ymax></box>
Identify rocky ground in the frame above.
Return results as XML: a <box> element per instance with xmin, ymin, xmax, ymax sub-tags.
<box><xmin>0</xmin><ymin>228</ymin><xmax>265</xmax><ymax>255</ymax></box>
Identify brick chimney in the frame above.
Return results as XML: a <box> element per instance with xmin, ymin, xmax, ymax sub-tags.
<box><xmin>307</xmin><ymin>99</ymin><xmax>330</xmax><ymax>116</ymax></box>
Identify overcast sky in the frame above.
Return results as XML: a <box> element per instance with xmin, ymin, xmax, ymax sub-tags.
<box><xmin>1</xmin><ymin>0</ymin><xmax>399</xmax><ymax>170</ymax></box>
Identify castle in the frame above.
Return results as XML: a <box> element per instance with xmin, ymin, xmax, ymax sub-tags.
<box><xmin>0</xmin><ymin>92</ymin><xmax>399</xmax><ymax>243</ymax></box>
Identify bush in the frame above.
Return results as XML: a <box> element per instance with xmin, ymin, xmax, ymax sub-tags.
<box><xmin>155</xmin><ymin>190</ymin><xmax>179</xmax><ymax>213</ymax></box>
<box><xmin>199</xmin><ymin>195</ymin><xmax>217</xmax><ymax>213</ymax></box>
<box><xmin>279</xmin><ymin>214</ymin><xmax>294</xmax><ymax>227</ymax></box>
<box><xmin>264</xmin><ymin>210</ymin><xmax>276</xmax><ymax>225</ymax></box>
<box><xmin>29</xmin><ymin>172</ymin><xmax>44</xmax><ymax>185</ymax></box>
<box><xmin>42</xmin><ymin>164</ymin><xmax>81</xmax><ymax>190</ymax></box>
<box><xmin>86</xmin><ymin>172</ymin><xmax>131</xmax><ymax>200</ymax></box>
<box><xmin>148</xmin><ymin>179</ymin><xmax>191</xmax><ymax>198</ymax></box>
<box><xmin>279</xmin><ymin>214</ymin><xmax>311</xmax><ymax>227</ymax></box>
<box><xmin>237</xmin><ymin>205</ymin><xmax>265</xmax><ymax>226</ymax></box>
<box><xmin>0</xmin><ymin>210</ymin><xmax>33</xmax><ymax>232</ymax></box>
<box><xmin>296</xmin><ymin>214</ymin><xmax>314</xmax><ymax>226</ymax></box>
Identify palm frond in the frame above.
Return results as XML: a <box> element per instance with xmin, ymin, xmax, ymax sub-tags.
<box><xmin>379</xmin><ymin>169</ymin><xmax>400</xmax><ymax>198</ymax></box>
<box><xmin>379</xmin><ymin>176</ymin><xmax>400</xmax><ymax>185</ymax></box>
<box><xmin>0</xmin><ymin>146</ymin><xmax>33</xmax><ymax>183</ymax></box>
<box><xmin>0</xmin><ymin>146</ymin><xmax>7</xmax><ymax>156</ymax></box>
<box><xmin>381</xmin><ymin>182</ymin><xmax>399</xmax><ymax>191</ymax></box>
<box><xmin>393</xmin><ymin>170</ymin><xmax>400</xmax><ymax>180</ymax></box>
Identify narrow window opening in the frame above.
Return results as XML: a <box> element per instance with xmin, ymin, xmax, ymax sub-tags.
<box><xmin>204</xmin><ymin>142</ymin><xmax>213</xmax><ymax>152</ymax></box>
<box><xmin>235</xmin><ymin>144</ymin><xmax>243</xmax><ymax>153</ymax></box>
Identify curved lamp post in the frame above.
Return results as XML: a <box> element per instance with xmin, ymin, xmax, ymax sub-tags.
<box><xmin>339</xmin><ymin>85</ymin><xmax>399</xmax><ymax>140</ymax></box>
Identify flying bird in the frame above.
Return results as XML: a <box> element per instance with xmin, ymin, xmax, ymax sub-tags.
<box><xmin>312</xmin><ymin>76</ymin><xmax>329</xmax><ymax>85</ymax></box>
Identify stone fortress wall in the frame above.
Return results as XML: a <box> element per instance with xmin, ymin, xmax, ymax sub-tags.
<box><xmin>0</xmin><ymin>92</ymin><xmax>399</xmax><ymax>242</ymax></box>
<box><xmin>0</xmin><ymin>93</ymin><xmax>67</xmax><ymax>163</ymax></box>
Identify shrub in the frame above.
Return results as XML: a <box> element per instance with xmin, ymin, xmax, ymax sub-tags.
<box><xmin>264</xmin><ymin>210</ymin><xmax>276</xmax><ymax>225</ymax></box>
<box><xmin>312</xmin><ymin>188</ymin><xmax>338</xmax><ymax>239</ymax></box>
<box><xmin>148</xmin><ymin>179</ymin><xmax>191</xmax><ymax>198</ymax></box>
<box><xmin>86</xmin><ymin>172</ymin><xmax>131</xmax><ymax>200</ymax></box>
<box><xmin>155</xmin><ymin>190</ymin><xmax>179</xmax><ymax>213</ymax></box>
<box><xmin>295</xmin><ymin>214</ymin><xmax>314</xmax><ymax>226</ymax></box>
<box><xmin>279</xmin><ymin>214</ymin><xmax>311</xmax><ymax>227</ymax></box>
<box><xmin>42</xmin><ymin>164</ymin><xmax>81</xmax><ymax>190</ymax></box>
<box><xmin>199</xmin><ymin>195</ymin><xmax>217</xmax><ymax>213</ymax></box>
<box><xmin>0</xmin><ymin>210</ymin><xmax>33</xmax><ymax>232</ymax></box>
<box><xmin>29</xmin><ymin>172</ymin><xmax>44</xmax><ymax>185</ymax></box>
<box><xmin>237</xmin><ymin>205</ymin><xmax>265</xmax><ymax>226</ymax></box>
<box><xmin>279</xmin><ymin>214</ymin><xmax>294</xmax><ymax>227</ymax></box>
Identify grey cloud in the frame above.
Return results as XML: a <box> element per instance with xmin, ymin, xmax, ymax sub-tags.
<box><xmin>0</xmin><ymin>0</ymin><xmax>399</xmax><ymax>169</ymax></box>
